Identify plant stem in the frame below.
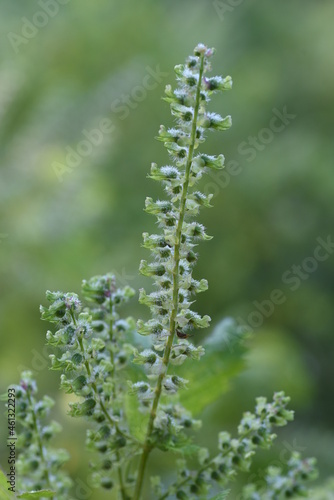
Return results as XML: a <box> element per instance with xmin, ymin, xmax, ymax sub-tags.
<box><xmin>76</xmin><ymin>331</ymin><xmax>140</xmax><ymax>445</ymax></box>
<box><xmin>157</xmin><ymin>430</ymin><xmax>254</xmax><ymax>499</ymax></box>
<box><xmin>157</xmin><ymin>456</ymin><xmax>219</xmax><ymax>499</ymax></box>
<box><xmin>132</xmin><ymin>54</ymin><xmax>205</xmax><ymax>500</ymax></box>
<box><xmin>109</xmin><ymin>295</ymin><xmax>128</xmax><ymax>500</ymax></box>
<box><xmin>117</xmin><ymin>465</ymin><xmax>128</xmax><ymax>500</ymax></box>
<box><xmin>75</xmin><ymin>299</ymin><xmax>134</xmax><ymax>500</ymax></box>
<box><xmin>26</xmin><ymin>389</ymin><xmax>53</xmax><ymax>499</ymax></box>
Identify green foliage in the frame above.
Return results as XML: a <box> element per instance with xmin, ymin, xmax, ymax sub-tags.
<box><xmin>0</xmin><ymin>467</ymin><xmax>55</xmax><ymax>500</ymax></box>
<box><xmin>41</xmin><ymin>273</ymin><xmax>138</xmax><ymax>493</ymax></box>
<box><xmin>2</xmin><ymin>43</ymin><xmax>325</xmax><ymax>500</ymax></box>
<box><xmin>177</xmin><ymin>319</ymin><xmax>248</xmax><ymax>414</ymax></box>
<box><xmin>155</xmin><ymin>393</ymin><xmax>316</xmax><ymax>499</ymax></box>
<box><xmin>2</xmin><ymin>372</ymin><xmax>71</xmax><ymax>499</ymax></box>
<box><xmin>241</xmin><ymin>452</ymin><xmax>318</xmax><ymax>499</ymax></box>
<box><xmin>17</xmin><ymin>491</ymin><xmax>56</xmax><ymax>499</ymax></box>
<box><xmin>0</xmin><ymin>469</ymin><xmax>13</xmax><ymax>500</ymax></box>
<box><xmin>131</xmin><ymin>42</ymin><xmax>237</xmax><ymax>499</ymax></box>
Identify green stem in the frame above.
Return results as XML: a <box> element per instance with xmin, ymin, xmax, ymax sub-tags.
<box><xmin>117</xmin><ymin>465</ymin><xmax>127</xmax><ymax>500</ymax></box>
<box><xmin>75</xmin><ymin>317</ymin><xmax>140</xmax><ymax>445</ymax></box>
<box><xmin>108</xmin><ymin>292</ymin><xmax>116</xmax><ymax>379</ymax></box>
<box><xmin>77</xmin><ymin>335</ymin><xmax>129</xmax><ymax>500</ymax></box>
<box><xmin>132</xmin><ymin>55</ymin><xmax>205</xmax><ymax>500</ymax></box>
<box><xmin>157</xmin><ymin>430</ymin><xmax>255</xmax><ymax>499</ymax></box>
<box><xmin>109</xmin><ymin>294</ymin><xmax>128</xmax><ymax>500</ymax></box>
<box><xmin>157</xmin><ymin>457</ymin><xmax>219</xmax><ymax>500</ymax></box>
<box><xmin>26</xmin><ymin>390</ymin><xmax>53</xmax><ymax>499</ymax></box>
<box><xmin>76</xmin><ymin>299</ymin><xmax>135</xmax><ymax>500</ymax></box>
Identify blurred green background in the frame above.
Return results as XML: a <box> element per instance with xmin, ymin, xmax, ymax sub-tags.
<box><xmin>1</xmin><ymin>0</ymin><xmax>334</xmax><ymax>497</ymax></box>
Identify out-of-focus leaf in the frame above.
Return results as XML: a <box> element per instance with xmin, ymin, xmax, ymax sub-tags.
<box><xmin>0</xmin><ymin>469</ymin><xmax>14</xmax><ymax>500</ymax></box>
<box><xmin>176</xmin><ymin>318</ymin><xmax>249</xmax><ymax>414</ymax></box>
<box><xmin>17</xmin><ymin>491</ymin><xmax>55</xmax><ymax>499</ymax></box>
<box><xmin>124</xmin><ymin>392</ymin><xmax>148</xmax><ymax>442</ymax></box>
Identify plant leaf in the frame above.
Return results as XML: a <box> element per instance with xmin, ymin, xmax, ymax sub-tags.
<box><xmin>177</xmin><ymin>318</ymin><xmax>249</xmax><ymax>414</ymax></box>
<box><xmin>0</xmin><ymin>468</ymin><xmax>15</xmax><ymax>500</ymax></box>
<box><xmin>17</xmin><ymin>490</ymin><xmax>55</xmax><ymax>499</ymax></box>
<box><xmin>124</xmin><ymin>393</ymin><xmax>148</xmax><ymax>442</ymax></box>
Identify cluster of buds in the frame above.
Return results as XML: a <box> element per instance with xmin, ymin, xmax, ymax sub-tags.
<box><xmin>135</xmin><ymin>43</ymin><xmax>232</xmax><ymax>437</ymax></box>
<box><xmin>41</xmin><ymin>274</ymin><xmax>137</xmax><ymax>492</ymax></box>
<box><xmin>11</xmin><ymin>371</ymin><xmax>72</xmax><ymax>497</ymax></box>
<box><xmin>242</xmin><ymin>452</ymin><xmax>318</xmax><ymax>499</ymax></box>
<box><xmin>158</xmin><ymin>393</ymin><xmax>316</xmax><ymax>499</ymax></box>
<box><xmin>138</xmin><ymin>42</ymin><xmax>232</xmax><ymax>345</ymax></box>
<box><xmin>139</xmin><ymin>44</ymin><xmax>232</xmax><ymax>342</ymax></box>
<box><xmin>126</xmin><ymin>47</ymin><xmax>235</xmax><ymax>483</ymax></box>
<box><xmin>214</xmin><ymin>392</ymin><xmax>295</xmax><ymax>480</ymax></box>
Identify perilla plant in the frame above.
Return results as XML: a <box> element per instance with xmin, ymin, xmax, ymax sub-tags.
<box><xmin>2</xmin><ymin>44</ymin><xmax>318</xmax><ymax>500</ymax></box>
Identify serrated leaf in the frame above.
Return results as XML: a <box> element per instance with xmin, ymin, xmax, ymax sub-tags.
<box><xmin>124</xmin><ymin>393</ymin><xmax>148</xmax><ymax>442</ymax></box>
<box><xmin>177</xmin><ymin>355</ymin><xmax>244</xmax><ymax>414</ymax></box>
<box><xmin>176</xmin><ymin>318</ymin><xmax>249</xmax><ymax>414</ymax></box>
<box><xmin>0</xmin><ymin>468</ymin><xmax>15</xmax><ymax>500</ymax></box>
<box><xmin>18</xmin><ymin>491</ymin><xmax>55</xmax><ymax>499</ymax></box>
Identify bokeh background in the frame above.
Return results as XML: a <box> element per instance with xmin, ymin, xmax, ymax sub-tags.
<box><xmin>1</xmin><ymin>0</ymin><xmax>334</xmax><ymax>498</ymax></box>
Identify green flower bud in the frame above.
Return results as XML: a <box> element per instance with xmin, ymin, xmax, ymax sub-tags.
<box><xmin>96</xmin><ymin>442</ymin><xmax>108</xmax><ymax>453</ymax></box>
<box><xmin>139</xmin><ymin>260</ymin><xmax>166</xmax><ymax>277</ymax></box>
<box><xmin>219</xmin><ymin>431</ymin><xmax>231</xmax><ymax>451</ymax></box>
<box><xmin>70</xmin><ymin>398</ymin><xmax>96</xmax><ymax>417</ymax></box>
<box><xmin>190</xmin><ymin>483</ymin><xmax>199</xmax><ymax>494</ymax></box>
<box><xmin>72</xmin><ymin>375</ymin><xmax>87</xmax><ymax>392</ymax></box>
<box><xmin>29</xmin><ymin>459</ymin><xmax>40</xmax><ymax>471</ymax></box>
<box><xmin>93</xmin><ymin>412</ymin><xmax>105</xmax><ymax>424</ymax></box>
<box><xmin>204</xmin><ymin>75</ymin><xmax>232</xmax><ymax>92</ymax></box>
<box><xmin>176</xmin><ymin>491</ymin><xmax>188</xmax><ymax>499</ymax></box>
<box><xmin>102</xmin><ymin>459</ymin><xmax>112</xmax><ymax>470</ymax></box>
<box><xmin>211</xmin><ymin>470</ymin><xmax>220</xmax><ymax>481</ymax></box>
<box><xmin>101</xmin><ymin>477</ymin><xmax>113</xmax><ymax>489</ymax></box>
<box><xmin>199</xmin><ymin>112</ymin><xmax>232</xmax><ymax>131</ymax></box>
<box><xmin>72</xmin><ymin>353</ymin><xmax>83</xmax><ymax>365</ymax></box>
<box><xmin>149</xmin><ymin>163</ymin><xmax>181</xmax><ymax>182</ymax></box>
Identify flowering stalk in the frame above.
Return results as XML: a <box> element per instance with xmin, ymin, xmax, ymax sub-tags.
<box><xmin>133</xmin><ymin>43</ymin><xmax>232</xmax><ymax>499</ymax></box>
<box><xmin>41</xmin><ymin>274</ymin><xmax>137</xmax><ymax>496</ymax></box>
<box><xmin>242</xmin><ymin>452</ymin><xmax>317</xmax><ymax>499</ymax></box>
<box><xmin>9</xmin><ymin>371</ymin><xmax>72</xmax><ymax>498</ymax></box>
<box><xmin>156</xmin><ymin>392</ymin><xmax>317</xmax><ymax>499</ymax></box>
